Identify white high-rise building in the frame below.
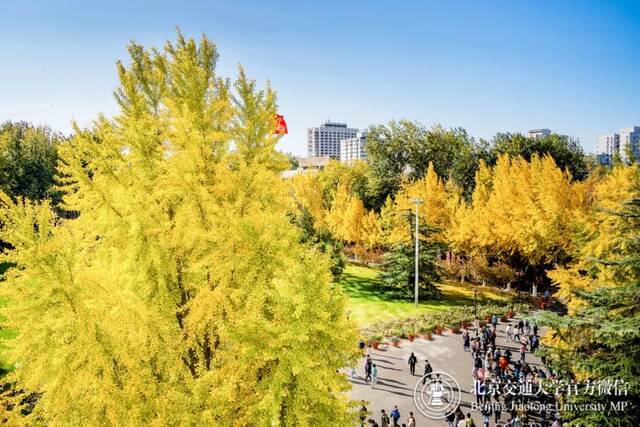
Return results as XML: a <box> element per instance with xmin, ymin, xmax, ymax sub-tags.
<box><xmin>619</xmin><ymin>126</ymin><xmax>640</xmax><ymax>162</ymax></box>
<box><xmin>340</xmin><ymin>132</ymin><xmax>367</xmax><ymax>164</ymax></box>
<box><xmin>596</xmin><ymin>126</ymin><xmax>640</xmax><ymax>164</ymax></box>
<box><xmin>596</xmin><ymin>133</ymin><xmax>620</xmax><ymax>165</ymax></box>
<box><xmin>528</xmin><ymin>128</ymin><xmax>551</xmax><ymax>140</ymax></box>
<box><xmin>307</xmin><ymin>121</ymin><xmax>358</xmax><ymax>159</ymax></box>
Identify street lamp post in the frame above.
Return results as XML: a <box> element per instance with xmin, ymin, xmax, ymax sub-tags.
<box><xmin>473</xmin><ymin>282</ymin><xmax>478</xmax><ymax>317</ymax></box>
<box><xmin>411</xmin><ymin>198</ymin><xmax>424</xmax><ymax>307</ymax></box>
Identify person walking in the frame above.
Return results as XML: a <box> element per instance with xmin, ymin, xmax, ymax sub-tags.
<box><xmin>491</xmin><ymin>314</ymin><xmax>498</xmax><ymax>329</ymax></box>
<box><xmin>408</xmin><ymin>352</ymin><xmax>418</xmax><ymax>375</ymax></box>
<box><xmin>371</xmin><ymin>363</ymin><xmax>378</xmax><ymax>388</ymax></box>
<box><xmin>519</xmin><ymin>342</ymin><xmax>526</xmax><ymax>362</ymax></box>
<box><xmin>365</xmin><ymin>355</ymin><xmax>372</xmax><ymax>382</ymax></box>
<box><xmin>531</xmin><ymin>334</ymin><xmax>539</xmax><ymax>354</ymax></box>
<box><xmin>422</xmin><ymin>360</ymin><xmax>433</xmax><ymax>384</ymax></box>
<box><xmin>474</xmin><ymin>379</ymin><xmax>486</xmax><ymax>405</ymax></box>
<box><xmin>359</xmin><ymin>402</ymin><xmax>368</xmax><ymax>427</ymax></box>
<box><xmin>465</xmin><ymin>412</ymin><xmax>476</xmax><ymax>427</ymax></box>
<box><xmin>481</xmin><ymin>406</ymin><xmax>491</xmax><ymax>427</ymax></box>
<box><xmin>506</xmin><ymin>324</ymin><xmax>513</xmax><ymax>342</ymax></box>
<box><xmin>462</xmin><ymin>330</ymin><xmax>470</xmax><ymax>351</ymax></box>
<box><xmin>446</xmin><ymin>412</ymin><xmax>455</xmax><ymax>427</ymax></box>
<box><xmin>380</xmin><ymin>409</ymin><xmax>390</xmax><ymax>427</ymax></box>
<box><xmin>407</xmin><ymin>412</ymin><xmax>416</xmax><ymax>427</ymax></box>
<box><xmin>518</xmin><ymin>319</ymin><xmax>524</xmax><ymax>335</ymax></box>
<box><xmin>390</xmin><ymin>406</ymin><xmax>401</xmax><ymax>427</ymax></box>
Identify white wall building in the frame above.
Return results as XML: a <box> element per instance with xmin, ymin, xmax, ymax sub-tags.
<box><xmin>596</xmin><ymin>133</ymin><xmax>620</xmax><ymax>165</ymax></box>
<box><xmin>596</xmin><ymin>126</ymin><xmax>640</xmax><ymax>165</ymax></box>
<box><xmin>528</xmin><ymin>128</ymin><xmax>551</xmax><ymax>140</ymax></box>
<box><xmin>340</xmin><ymin>131</ymin><xmax>367</xmax><ymax>164</ymax></box>
<box><xmin>307</xmin><ymin>121</ymin><xmax>358</xmax><ymax>159</ymax></box>
<box><xmin>619</xmin><ymin>126</ymin><xmax>640</xmax><ymax>162</ymax></box>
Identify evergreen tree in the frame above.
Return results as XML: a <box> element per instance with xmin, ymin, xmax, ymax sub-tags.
<box><xmin>0</xmin><ymin>33</ymin><xmax>358</xmax><ymax>425</ymax></box>
<box><xmin>290</xmin><ymin>204</ymin><xmax>345</xmax><ymax>278</ymax></box>
<box><xmin>379</xmin><ymin>218</ymin><xmax>443</xmax><ymax>299</ymax></box>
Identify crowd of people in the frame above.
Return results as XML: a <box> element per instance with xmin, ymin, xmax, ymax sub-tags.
<box><xmin>354</xmin><ymin>314</ymin><xmax>564</xmax><ymax>427</ymax></box>
<box><xmin>462</xmin><ymin>315</ymin><xmax>561</xmax><ymax>427</ymax></box>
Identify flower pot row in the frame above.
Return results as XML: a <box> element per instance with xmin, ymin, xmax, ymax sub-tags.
<box><xmin>361</xmin><ymin>303</ymin><xmax>534</xmax><ymax>349</ymax></box>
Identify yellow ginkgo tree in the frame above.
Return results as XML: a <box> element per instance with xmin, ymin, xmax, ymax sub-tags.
<box><xmin>0</xmin><ymin>33</ymin><xmax>358</xmax><ymax>426</ymax></box>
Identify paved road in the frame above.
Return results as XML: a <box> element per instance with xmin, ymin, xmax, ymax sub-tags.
<box><xmin>348</xmin><ymin>316</ymin><xmax>544</xmax><ymax>426</ymax></box>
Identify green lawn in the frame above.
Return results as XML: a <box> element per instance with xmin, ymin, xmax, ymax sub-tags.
<box><xmin>338</xmin><ymin>264</ymin><xmax>505</xmax><ymax>326</ymax></box>
<box><xmin>0</xmin><ymin>262</ymin><xmax>14</xmax><ymax>375</ymax></box>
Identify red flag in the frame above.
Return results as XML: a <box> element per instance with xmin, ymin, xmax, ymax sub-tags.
<box><xmin>274</xmin><ymin>114</ymin><xmax>288</xmax><ymax>135</ymax></box>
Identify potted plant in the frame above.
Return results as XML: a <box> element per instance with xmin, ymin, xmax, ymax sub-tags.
<box><xmin>370</xmin><ymin>334</ymin><xmax>383</xmax><ymax>350</ymax></box>
<box><xmin>399</xmin><ymin>327</ymin><xmax>409</xmax><ymax>340</ymax></box>
<box><xmin>419</xmin><ymin>322</ymin><xmax>434</xmax><ymax>340</ymax></box>
<box><xmin>391</xmin><ymin>337</ymin><xmax>401</xmax><ymax>347</ymax></box>
<box><xmin>434</xmin><ymin>325</ymin><xmax>443</xmax><ymax>335</ymax></box>
<box><xmin>408</xmin><ymin>332</ymin><xmax>416</xmax><ymax>342</ymax></box>
<box><xmin>461</xmin><ymin>320</ymin><xmax>472</xmax><ymax>329</ymax></box>
<box><xmin>507</xmin><ymin>309</ymin><xmax>514</xmax><ymax>318</ymax></box>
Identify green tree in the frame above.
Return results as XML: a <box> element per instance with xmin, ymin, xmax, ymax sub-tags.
<box><xmin>488</xmin><ymin>132</ymin><xmax>588</xmax><ymax>180</ymax></box>
<box><xmin>379</xmin><ymin>218</ymin><xmax>443</xmax><ymax>299</ymax></box>
<box><xmin>290</xmin><ymin>204</ymin><xmax>346</xmax><ymax>278</ymax></box>
<box><xmin>0</xmin><ymin>121</ymin><xmax>62</xmax><ymax>203</ymax></box>
<box><xmin>365</xmin><ymin>121</ymin><xmax>486</xmax><ymax>209</ymax></box>
<box><xmin>0</xmin><ymin>32</ymin><xmax>357</xmax><ymax>425</ymax></box>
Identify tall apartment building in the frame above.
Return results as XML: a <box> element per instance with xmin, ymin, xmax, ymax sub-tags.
<box><xmin>596</xmin><ymin>133</ymin><xmax>620</xmax><ymax>165</ymax></box>
<box><xmin>528</xmin><ymin>128</ymin><xmax>551</xmax><ymax>140</ymax></box>
<box><xmin>340</xmin><ymin>131</ymin><xmax>367</xmax><ymax>164</ymax></box>
<box><xmin>307</xmin><ymin>121</ymin><xmax>358</xmax><ymax>159</ymax></box>
<box><xmin>596</xmin><ymin>126</ymin><xmax>640</xmax><ymax>165</ymax></box>
<box><xmin>619</xmin><ymin>126</ymin><xmax>640</xmax><ymax>162</ymax></box>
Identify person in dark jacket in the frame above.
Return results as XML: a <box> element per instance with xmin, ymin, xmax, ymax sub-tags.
<box><xmin>408</xmin><ymin>352</ymin><xmax>417</xmax><ymax>375</ymax></box>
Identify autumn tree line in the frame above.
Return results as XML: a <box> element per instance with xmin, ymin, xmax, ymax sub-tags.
<box><xmin>286</xmin><ymin>124</ymin><xmax>640</xmax><ymax>424</ymax></box>
<box><xmin>288</xmin><ymin>123</ymin><xmax>614</xmax><ymax>295</ymax></box>
<box><xmin>0</xmin><ymin>32</ymin><xmax>638</xmax><ymax>425</ymax></box>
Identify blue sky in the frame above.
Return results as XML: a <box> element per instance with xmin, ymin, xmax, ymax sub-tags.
<box><xmin>1</xmin><ymin>1</ymin><xmax>638</xmax><ymax>155</ymax></box>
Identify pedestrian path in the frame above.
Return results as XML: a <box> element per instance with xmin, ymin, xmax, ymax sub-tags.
<box><xmin>349</xmin><ymin>317</ymin><xmax>545</xmax><ymax>426</ymax></box>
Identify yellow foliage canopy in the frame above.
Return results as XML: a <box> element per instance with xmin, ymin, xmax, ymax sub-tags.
<box><xmin>0</xmin><ymin>34</ymin><xmax>358</xmax><ymax>426</ymax></box>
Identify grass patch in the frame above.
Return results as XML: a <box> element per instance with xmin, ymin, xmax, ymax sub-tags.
<box><xmin>338</xmin><ymin>264</ymin><xmax>505</xmax><ymax>326</ymax></box>
<box><xmin>0</xmin><ymin>262</ymin><xmax>14</xmax><ymax>376</ymax></box>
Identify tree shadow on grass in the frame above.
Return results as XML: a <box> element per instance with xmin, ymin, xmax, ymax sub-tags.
<box><xmin>339</xmin><ymin>270</ymin><xmax>404</xmax><ymax>302</ymax></box>
<box><xmin>339</xmin><ymin>270</ymin><xmax>484</xmax><ymax>308</ymax></box>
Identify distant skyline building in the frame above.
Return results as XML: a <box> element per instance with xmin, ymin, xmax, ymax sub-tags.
<box><xmin>340</xmin><ymin>131</ymin><xmax>367</xmax><ymax>164</ymax></box>
<box><xmin>528</xmin><ymin>128</ymin><xmax>551</xmax><ymax>140</ymax></box>
<box><xmin>307</xmin><ymin>121</ymin><xmax>358</xmax><ymax>159</ymax></box>
<box><xmin>619</xmin><ymin>126</ymin><xmax>640</xmax><ymax>162</ymax></box>
<box><xmin>596</xmin><ymin>126</ymin><xmax>640</xmax><ymax>165</ymax></box>
<box><xmin>596</xmin><ymin>133</ymin><xmax>620</xmax><ymax>165</ymax></box>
